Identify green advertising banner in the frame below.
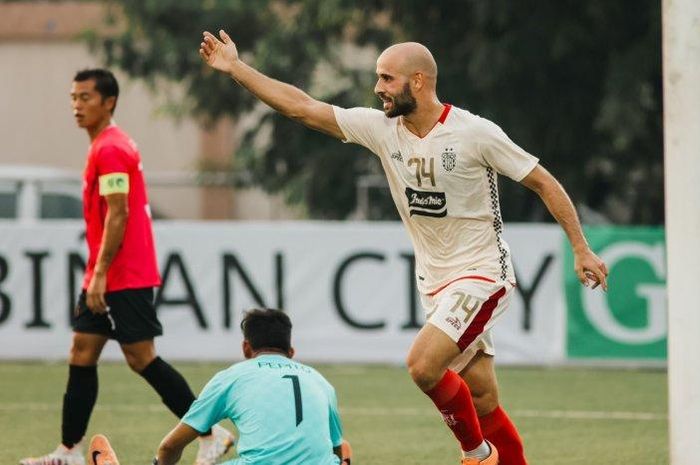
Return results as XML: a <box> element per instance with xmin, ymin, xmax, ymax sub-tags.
<box><xmin>565</xmin><ymin>227</ymin><xmax>666</xmax><ymax>360</ymax></box>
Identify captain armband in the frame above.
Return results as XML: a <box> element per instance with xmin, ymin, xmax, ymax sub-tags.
<box><xmin>98</xmin><ymin>172</ymin><xmax>130</xmax><ymax>195</ymax></box>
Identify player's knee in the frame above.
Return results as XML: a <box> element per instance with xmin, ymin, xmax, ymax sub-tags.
<box><xmin>471</xmin><ymin>389</ymin><xmax>499</xmax><ymax>416</ymax></box>
<box><xmin>407</xmin><ymin>358</ymin><xmax>442</xmax><ymax>391</ymax></box>
<box><xmin>68</xmin><ymin>345</ymin><xmax>87</xmax><ymax>365</ymax></box>
<box><xmin>121</xmin><ymin>341</ymin><xmax>157</xmax><ymax>373</ymax></box>
<box><xmin>124</xmin><ymin>352</ymin><xmax>151</xmax><ymax>373</ymax></box>
<box><xmin>69</xmin><ymin>337</ymin><xmax>98</xmax><ymax>365</ymax></box>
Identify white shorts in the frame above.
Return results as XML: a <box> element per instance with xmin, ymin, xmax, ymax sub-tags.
<box><xmin>421</xmin><ymin>276</ymin><xmax>515</xmax><ymax>373</ymax></box>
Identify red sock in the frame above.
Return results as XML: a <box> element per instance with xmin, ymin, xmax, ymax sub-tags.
<box><xmin>479</xmin><ymin>406</ymin><xmax>528</xmax><ymax>465</ymax></box>
<box><xmin>425</xmin><ymin>370</ymin><xmax>483</xmax><ymax>451</ymax></box>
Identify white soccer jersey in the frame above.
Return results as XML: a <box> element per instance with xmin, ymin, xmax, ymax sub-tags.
<box><xmin>334</xmin><ymin>104</ymin><xmax>539</xmax><ymax>295</ymax></box>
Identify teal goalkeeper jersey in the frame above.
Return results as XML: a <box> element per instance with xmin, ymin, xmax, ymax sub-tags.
<box><xmin>182</xmin><ymin>354</ymin><xmax>343</xmax><ymax>465</ymax></box>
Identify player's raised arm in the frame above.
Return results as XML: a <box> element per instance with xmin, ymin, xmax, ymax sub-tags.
<box><xmin>520</xmin><ymin>164</ymin><xmax>609</xmax><ymax>291</ymax></box>
<box><xmin>199</xmin><ymin>29</ymin><xmax>344</xmax><ymax>140</ymax></box>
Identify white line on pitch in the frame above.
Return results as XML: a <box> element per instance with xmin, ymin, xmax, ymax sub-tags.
<box><xmin>0</xmin><ymin>403</ymin><xmax>666</xmax><ymax>421</ymax></box>
<box><xmin>513</xmin><ymin>409</ymin><xmax>665</xmax><ymax>421</ymax></box>
<box><xmin>0</xmin><ymin>402</ymin><xmax>166</xmax><ymax>413</ymax></box>
<box><xmin>339</xmin><ymin>407</ymin><xmax>666</xmax><ymax>421</ymax></box>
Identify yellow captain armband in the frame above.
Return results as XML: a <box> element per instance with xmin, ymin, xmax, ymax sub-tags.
<box><xmin>98</xmin><ymin>172</ymin><xmax>130</xmax><ymax>195</ymax></box>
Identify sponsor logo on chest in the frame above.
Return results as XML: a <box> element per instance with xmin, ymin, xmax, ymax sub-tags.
<box><xmin>405</xmin><ymin>187</ymin><xmax>447</xmax><ymax>218</ymax></box>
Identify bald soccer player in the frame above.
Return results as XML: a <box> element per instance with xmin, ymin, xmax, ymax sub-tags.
<box><xmin>199</xmin><ymin>31</ymin><xmax>609</xmax><ymax>465</ymax></box>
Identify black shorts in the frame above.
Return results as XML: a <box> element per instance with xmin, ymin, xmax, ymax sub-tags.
<box><xmin>72</xmin><ymin>287</ymin><xmax>163</xmax><ymax>344</ymax></box>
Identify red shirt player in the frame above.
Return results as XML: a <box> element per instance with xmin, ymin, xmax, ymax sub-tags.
<box><xmin>82</xmin><ymin>123</ymin><xmax>160</xmax><ymax>293</ymax></box>
<box><xmin>20</xmin><ymin>69</ymin><xmax>234</xmax><ymax>465</ymax></box>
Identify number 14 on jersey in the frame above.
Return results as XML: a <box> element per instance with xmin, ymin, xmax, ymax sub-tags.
<box><xmin>407</xmin><ymin>157</ymin><xmax>436</xmax><ymax>187</ymax></box>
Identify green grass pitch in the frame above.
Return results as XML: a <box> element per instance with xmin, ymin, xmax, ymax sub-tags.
<box><xmin>1</xmin><ymin>362</ymin><xmax>667</xmax><ymax>465</ymax></box>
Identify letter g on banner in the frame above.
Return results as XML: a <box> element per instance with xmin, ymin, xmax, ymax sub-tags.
<box><xmin>565</xmin><ymin>227</ymin><xmax>667</xmax><ymax>360</ymax></box>
<box><xmin>582</xmin><ymin>242</ymin><xmax>666</xmax><ymax>344</ymax></box>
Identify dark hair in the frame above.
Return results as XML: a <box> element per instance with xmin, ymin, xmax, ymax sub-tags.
<box><xmin>73</xmin><ymin>68</ymin><xmax>119</xmax><ymax>113</ymax></box>
<box><xmin>240</xmin><ymin>308</ymin><xmax>293</xmax><ymax>352</ymax></box>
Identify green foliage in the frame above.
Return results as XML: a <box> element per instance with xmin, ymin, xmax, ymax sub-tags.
<box><xmin>95</xmin><ymin>0</ymin><xmax>392</xmax><ymax>218</ymax></box>
<box><xmin>381</xmin><ymin>0</ymin><xmax>662</xmax><ymax>224</ymax></box>
<box><xmin>95</xmin><ymin>0</ymin><xmax>662</xmax><ymax>223</ymax></box>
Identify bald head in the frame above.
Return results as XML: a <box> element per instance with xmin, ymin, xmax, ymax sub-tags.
<box><xmin>374</xmin><ymin>42</ymin><xmax>441</xmax><ymax>118</ymax></box>
<box><xmin>377</xmin><ymin>42</ymin><xmax>438</xmax><ymax>80</ymax></box>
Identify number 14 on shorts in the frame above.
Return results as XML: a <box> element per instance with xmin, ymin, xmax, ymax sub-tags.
<box><xmin>448</xmin><ymin>291</ymin><xmax>483</xmax><ymax>324</ymax></box>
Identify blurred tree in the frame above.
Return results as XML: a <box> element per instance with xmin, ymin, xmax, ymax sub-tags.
<box><xmin>92</xmin><ymin>0</ymin><xmax>393</xmax><ymax>218</ymax></box>
<box><xmin>95</xmin><ymin>0</ymin><xmax>662</xmax><ymax>223</ymax></box>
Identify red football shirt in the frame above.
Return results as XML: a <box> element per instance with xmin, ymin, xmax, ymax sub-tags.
<box><xmin>82</xmin><ymin>124</ymin><xmax>161</xmax><ymax>291</ymax></box>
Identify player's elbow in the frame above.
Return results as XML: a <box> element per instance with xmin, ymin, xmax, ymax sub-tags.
<box><xmin>537</xmin><ymin>178</ymin><xmax>568</xmax><ymax>205</ymax></box>
<box><xmin>523</xmin><ymin>166</ymin><xmax>563</xmax><ymax>198</ymax></box>
<box><xmin>285</xmin><ymin>103</ymin><xmax>307</xmax><ymax>122</ymax></box>
<box><xmin>287</xmin><ymin>98</ymin><xmax>319</xmax><ymax>126</ymax></box>
<box><xmin>114</xmin><ymin>207</ymin><xmax>129</xmax><ymax>223</ymax></box>
<box><xmin>287</xmin><ymin>106</ymin><xmax>309</xmax><ymax>124</ymax></box>
<box><xmin>106</xmin><ymin>203</ymin><xmax>129</xmax><ymax>225</ymax></box>
<box><xmin>157</xmin><ymin>438</ymin><xmax>182</xmax><ymax>462</ymax></box>
<box><xmin>109</xmin><ymin>210</ymin><xmax>129</xmax><ymax>234</ymax></box>
<box><xmin>157</xmin><ymin>438</ymin><xmax>172</xmax><ymax>453</ymax></box>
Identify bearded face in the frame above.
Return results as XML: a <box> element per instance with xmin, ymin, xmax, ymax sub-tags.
<box><xmin>380</xmin><ymin>82</ymin><xmax>417</xmax><ymax>118</ymax></box>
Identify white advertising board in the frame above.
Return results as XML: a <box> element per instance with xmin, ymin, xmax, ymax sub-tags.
<box><xmin>0</xmin><ymin>222</ymin><xmax>564</xmax><ymax>364</ymax></box>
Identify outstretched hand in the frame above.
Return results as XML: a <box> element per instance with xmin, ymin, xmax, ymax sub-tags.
<box><xmin>575</xmin><ymin>248</ymin><xmax>609</xmax><ymax>291</ymax></box>
<box><xmin>199</xmin><ymin>29</ymin><xmax>238</xmax><ymax>73</ymax></box>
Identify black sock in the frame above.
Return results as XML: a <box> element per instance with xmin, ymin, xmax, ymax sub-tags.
<box><xmin>62</xmin><ymin>364</ymin><xmax>98</xmax><ymax>448</ymax></box>
<box><xmin>139</xmin><ymin>357</ymin><xmax>211</xmax><ymax>435</ymax></box>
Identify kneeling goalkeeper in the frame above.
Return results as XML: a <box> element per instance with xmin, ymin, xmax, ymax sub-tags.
<box><xmin>90</xmin><ymin>309</ymin><xmax>351</xmax><ymax>465</ymax></box>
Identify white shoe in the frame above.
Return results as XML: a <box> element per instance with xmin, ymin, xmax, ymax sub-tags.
<box><xmin>195</xmin><ymin>424</ymin><xmax>236</xmax><ymax>465</ymax></box>
<box><xmin>20</xmin><ymin>442</ymin><xmax>86</xmax><ymax>465</ymax></box>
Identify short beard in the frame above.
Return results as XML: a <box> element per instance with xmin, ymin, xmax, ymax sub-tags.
<box><xmin>384</xmin><ymin>83</ymin><xmax>417</xmax><ymax>118</ymax></box>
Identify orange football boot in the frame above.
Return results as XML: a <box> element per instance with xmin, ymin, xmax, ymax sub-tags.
<box><xmin>87</xmin><ymin>435</ymin><xmax>120</xmax><ymax>465</ymax></box>
<box><xmin>341</xmin><ymin>439</ymin><xmax>353</xmax><ymax>464</ymax></box>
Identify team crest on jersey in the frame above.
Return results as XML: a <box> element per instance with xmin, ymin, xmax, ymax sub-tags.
<box><xmin>441</xmin><ymin>148</ymin><xmax>456</xmax><ymax>171</ymax></box>
<box><xmin>391</xmin><ymin>151</ymin><xmax>403</xmax><ymax>162</ymax></box>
